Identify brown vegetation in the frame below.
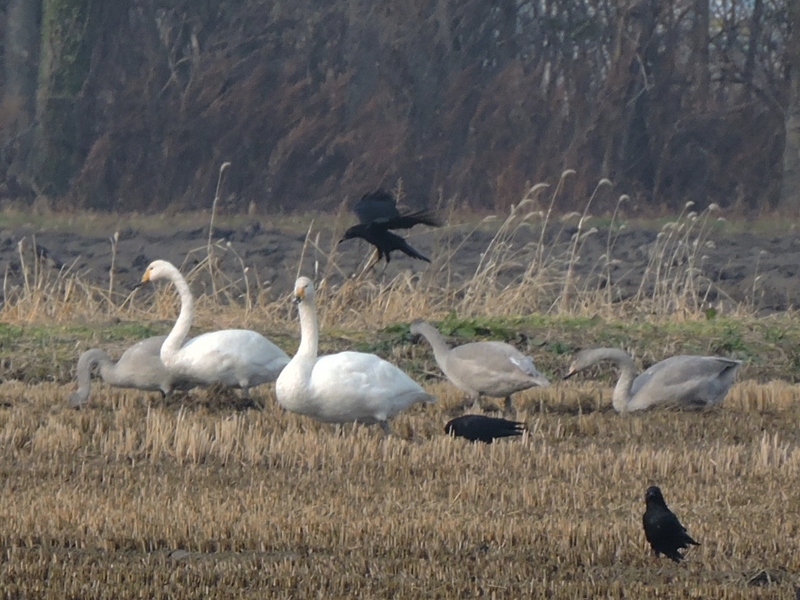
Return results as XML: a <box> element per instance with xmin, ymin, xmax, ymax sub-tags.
<box><xmin>0</xmin><ymin>180</ymin><xmax>749</xmax><ymax>328</ymax></box>
<box><xmin>0</xmin><ymin>0</ymin><xmax>790</xmax><ymax>214</ymax></box>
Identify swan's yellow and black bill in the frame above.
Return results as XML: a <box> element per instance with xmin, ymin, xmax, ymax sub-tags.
<box><xmin>563</xmin><ymin>367</ymin><xmax>578</xmax><ymax>380</ymax></box>
<box><xmin>293</xmin><ymin>286</ymin><xmax>305</xmax><ymax>304</ymax></box>
<box><xmin>141</xmin><ymin>267</ymin><xmax>153</xmax><ymax>283</ymax></box>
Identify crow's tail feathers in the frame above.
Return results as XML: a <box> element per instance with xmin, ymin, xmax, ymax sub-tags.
<box><xmin>495</xmin><ymin>420</ymin><xmax>527</xmax><ymax>438</ymax></box>
<box><xmin>473</xmin><ymin>417</ymin><xmax>526</xmax><ymax>441</ymax></box>
<box><xmin>398</xmin><ymin>240</ymin><xmax>431</xmax><ymax>262</ymax></box>
<box><xmin>666</xmin><ymin>550</ymin><xmax>685</xmax><ymax>563</ymax></box>
<box><xmin>687</xmin><ymin>536</ymin><xmax>700</xmax><ymax>546</ymax></box>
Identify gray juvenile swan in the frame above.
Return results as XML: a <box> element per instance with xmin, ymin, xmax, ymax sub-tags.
<box><xmin>68</xmin><ymin>336</ymin><xmax>193</xmax><ymax>407</ymax></box>
<box><xmin>564</xmin><ymin>348</ymin><xmax>741</xmax><ymax>413</ymax></box>
<box><xmin>409</xmin><ymin>319</ymin><xmax>550</xmax><ymax>413</ymax></box>
<box><xmin>276</xmin><ymin>277</ymin><xmax>435</xmax><ymax>434</ymax></box>
<box><xmin>141</xmin><ymin>260</ymin><xmax>290</xmax><ymax>394</ymax></box>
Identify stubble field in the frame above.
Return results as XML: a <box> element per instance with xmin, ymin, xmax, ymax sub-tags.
<box><xmin>2</xmin><ymin>187</ymin><xmax>800</xmax><ymax>598</ymax></box>
<box><xmin>1</xmin><ymin>379</ymin><xmax>799</xmax><ymax>598</ymax></box>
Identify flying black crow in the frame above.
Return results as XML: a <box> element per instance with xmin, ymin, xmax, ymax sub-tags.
<box><xmin>339</xmin><ymin>189</ymin><xmax>441</xmax><ymax>265</ymax></box>
<box><xmin>642</xmin><ymin>485</ymin><xmax>700</xmax><ymax>562</ymax></box>
<box><xmin>444</xmin><ymin>415</ymin><xmax>527</xmax><ymax>443</ymax></box>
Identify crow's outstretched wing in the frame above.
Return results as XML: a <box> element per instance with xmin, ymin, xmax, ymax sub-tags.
<box><xmin>383</xmin><ymin>209</ymin><xmax>442</xmax><ymax>231</ymax></box>
<box><xmin>354</xmin><ymin>190</ymin><xmax>400</xmax><ymax>224</ymax></box>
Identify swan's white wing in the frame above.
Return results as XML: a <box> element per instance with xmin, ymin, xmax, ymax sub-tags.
<box><xmin>311</xmin><ymin>352</ymin><xmax>430</xmax><ymax>420</ymax></box>
<box><xmin>71</xmin><ymin>335</ymin><xmax>188</xmax><ymax>406</ymax></box>
<box><xmin>112</xmin><ymin>335</ymin><xmax>172</xmax><ymax>390</ymax></box>
<box><xmin>294</xmin><ymin>351</ymin><xmax>433</xmax><ymax>422</ymax></box>
<box><xmin>630</xmin><ymin>355</ymin><xmax>741</xmax><ymax>408</ymax></box>
<box><xmin>172</xmin><ymin>329</ymin><xmax>289</xmax><ymax>386</ymax></box>
<box><xmin>445</xmin><ymin>342</ymin><xmax>549</xmax><ymax>395</ymax></box>
<box><xmin>276</xmin><ymin>278</ymin><xmax>434</xmax><ymax>427</ymax></box>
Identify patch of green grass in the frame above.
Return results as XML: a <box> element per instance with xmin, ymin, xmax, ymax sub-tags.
<box><xmin>7</xmin><ymin>312</ymin><xmax>800</xmax><ymax>386</ymax></box>
<box><xmin>391</xmin><ymin>313</ymin><xmax>800</xmax><ymax>384</ymax></box>
<box><xmin>0</xmin><ymin>321</ymin><xmax>164</xmax><ymax>347</ymax></box>
<box><xmin>0</xmin><ymin>322</ymin><xmax>170</xmax><ymax>384</ymax></box>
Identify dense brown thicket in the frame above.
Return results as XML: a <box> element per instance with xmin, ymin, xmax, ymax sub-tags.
<box><xmin>0</xmin><ymin>0</ymin><xmax>791</xmax><ymax>214</ymax></box>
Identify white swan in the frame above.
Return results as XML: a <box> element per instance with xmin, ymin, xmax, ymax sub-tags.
<box><xmin>141</xmin><ymin>260</ymin><xmax>290</xmax><ymax>394</ymax></box>
<box><xmin>68</xmin><ymin>336</ymin><xmax>195</xmax><ymax>407</ymax></box>
<box><xmin>564</xmin><ymin>348</ymin><xmax>741</xmax><ymax>412</ymax></box>
<box><xmin>410</xmin><ymin>319</ymin><xmax>549</xmax><ymax>413</ymax></box>
<box><xmin>275</xmin><ymin>276</ymin><xmax>435</xmax><ymax>433</ymax></box>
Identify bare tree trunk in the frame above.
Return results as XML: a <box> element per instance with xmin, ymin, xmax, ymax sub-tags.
<box><xmin>781</xmin><ymin>0</ymin><xmax>800</xmax><ymax>212</ymax></box>
<box><xmin>692</xmin><ymin>0</ymin><xmax>709</xmax><ymax>110</ymax></box>
<box><xmin>2</xmin><ymin>0</ymin><xmax>40</xmax><ymax>191</ymax></box>
<box><xmin>743</xmin><ymin>0</ymin><xmax>763</xmax><ymax>89</ymax></box>
<box><xmin>4</xmin><ymin>0</ymin><xmax>39</xmax><ymax>120</ymax></box>
<box><xmin>29</xmin><ymin>0</ymin><xmax>100</xmax><ymax>197</ymax></box>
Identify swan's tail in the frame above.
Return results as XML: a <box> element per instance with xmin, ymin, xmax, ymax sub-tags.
<box><xmin>419</xmin><ymin>392</ymin><xmax>436</xmax><ymax>404</ymax></box>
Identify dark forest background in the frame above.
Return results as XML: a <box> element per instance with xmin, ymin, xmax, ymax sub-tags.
<box><xmin>0</xmin><ymin>0</ymin><xmax>796</xmax><ymax>215</ymax></box>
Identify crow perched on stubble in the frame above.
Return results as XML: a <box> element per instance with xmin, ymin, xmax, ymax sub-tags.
<box><xmin>444</xmin><ymin>415</ymin><xmax>527</xmax><ymax>444</ymax></box>
<box><xmin>339</xmin><ymin>189</ymin><xmax>441</xmax><ymax>266</ymax></box>
<box><xmin>642</xmin><ymin>485</ymin><xmax>700</xmax><ymax>563</ymax></box>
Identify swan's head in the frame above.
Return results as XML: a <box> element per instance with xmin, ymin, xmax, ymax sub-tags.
<box><xmin>408</xmin><ymin>318</ymin><xmax>431</xmax><ymax>340</ymax></box>
<box><xmin>563</xmin><ymin>349</ymin><xmax>595</xmax><ymax>379</ymax></box>
<box><xmin>564</xmin><ymin>348</ymin><xmax>630</xmax><ymax>380</ymax></box>
<box><xmin>141</xmin><ymin>260</ymin><xmax>175</xmax><ymax>283</ymax></box>
<box><xmin>293</xmin><ymin>276</ymin><xmax>315</xmax><ymax>305</ymax></box>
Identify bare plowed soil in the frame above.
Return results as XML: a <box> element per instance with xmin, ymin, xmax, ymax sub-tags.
<box><xmin>1</xmin><ymin>217</ymin><xmax>797</xmax><ymax>313</ymax></box>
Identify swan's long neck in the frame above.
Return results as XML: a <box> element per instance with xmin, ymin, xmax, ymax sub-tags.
<box><xmin>161</xmin><ymin>267</ymin><xmax>194</xmax><ymax>365</ymax></box>
<box><xmin>277</xmin><ymin>297</ymin><xmax>319</xmax><ymax>411</ymax></box>
<box><xmin>609</xmin><ymin>353</ymin><xmax>637</xmax><ymax>413</ymax></box>
<box><xmin>296</xmin><ymin>298</ymin><xmax>319</xmax><ymax>364</ymax></box>
<box><xmin>415</xmin><ymin>323</ymin><xmax>451</xmax><ymax>366</ymax></box>
<box><xmin>75</xmin><ymin>349</ymin><xmax>113</xmax><ymax>392</ymax></box>
<box><xmin>69</xmin><ymin>348</ymin><xmax>114</xmax><ymax>406</ymax></box>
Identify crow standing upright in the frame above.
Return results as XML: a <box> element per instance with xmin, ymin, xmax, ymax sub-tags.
<box><xmin>444</xmin><ymin>415</ymin><xmax>527</xmax><ymax>443</ymax></box>
<box><xmin>642</xmin><ymin>486</ymin><xmax>700</xmax><ymax>562</ymax></box>
<box><xmin>338</xmin><ymin>189</ymin><xmax>441</xmax><ymax>266</ymax></box>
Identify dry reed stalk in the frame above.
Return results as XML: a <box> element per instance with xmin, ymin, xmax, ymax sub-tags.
<box><xmin>558</xmin><ymin>179</ymin><xmax>611</xmax><ymax>312</ymax></box>
<box><xmin>206</xmin><ymin>162</ymin><xmax>232</xmax><ymax>297</ymax></box>
<box><xmin>631</xmin><ymin>202</ymin><xmax>725</xmax><ymax>317</ymax></box>
<box><xmin>17</xmin><ymin>238</ymin><xmax>29</xmax><ymax>298</ymax></box>
<box><xmin>601</xmin><ymin>194</ymin><xmax>630</xmax><ymax>305</ymax></box>
<box><xmin>108</xmin><ymin>230</ymin><xmax>119</xmax><ymax>310</ymax></box>
<box><xmin>0</xmin><ymin>176</ymin><xmax>744</xmax><ymax>330</ymax></box>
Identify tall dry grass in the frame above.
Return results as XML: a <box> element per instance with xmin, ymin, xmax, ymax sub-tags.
<box><xmin>0</xmin><ymin>171</ymin><xmax>743</xmax><ymax>331</ymax></box>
